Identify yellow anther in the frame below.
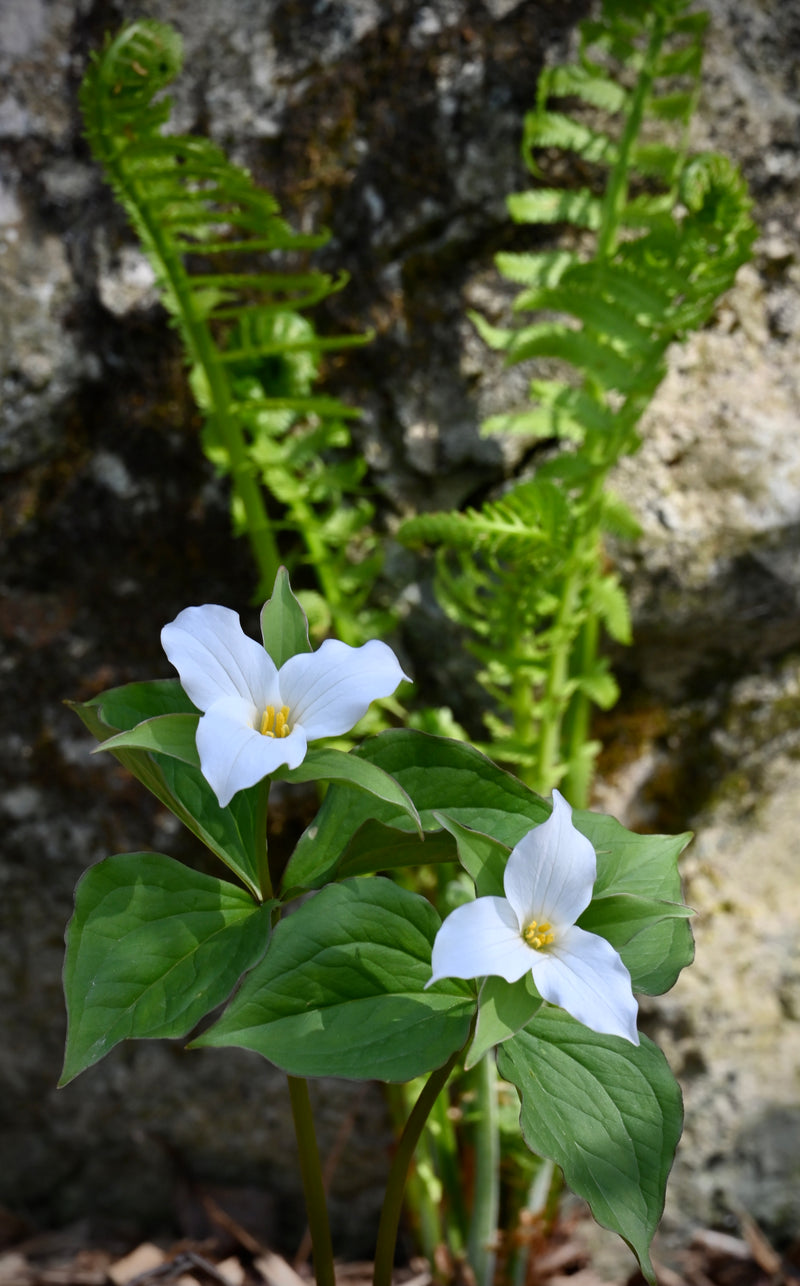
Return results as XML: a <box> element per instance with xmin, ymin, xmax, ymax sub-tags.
<box><xmin>259</xmin><ymin>705</ymin><xmax>292</xmax><ymax>738</ymax></box>
<box><xmin>523</xmin><ymin>920</ymin><xmax>554</xmax><ymax>951</ymax></box>
<box><xmin>274</xmin><ymin>706</ymin><xmax>290</xmax><ymax>737</ymax></box>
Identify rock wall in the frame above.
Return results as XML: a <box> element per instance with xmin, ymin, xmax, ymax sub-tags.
<box><xmin>2</xmin><ymin>0</ymin><xmax>800</xmax><ymax>1260</ymax></box>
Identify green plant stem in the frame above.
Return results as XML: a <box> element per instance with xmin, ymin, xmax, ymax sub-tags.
<box><xmin>529</xmin><ymin>571</ymin><xmax>579</xmax><ymax>796</ymax></box>
<box><xmin>596</xmin><ymin>9</ymin><xmax>667</xmax><ymax>258</ymax></box>
<box><xmin>427</xmin><ymin>1088</ymin><xmax>468</xmax><ymax>1256</ymax></box>
<box><xmin>385</xmin><ymin>1084</ymin><xmax>442</xmax><ymax>1265</ymax></box>
<box><xmin>373</xmin><ymin>1051</ymin><xmax>462</xmax><ymax>1286</ymax></box>
<box><xmin>288</xmin><ymin>1076</ymin><xmax>336</xmax><ymax>1286</ymax></box>
<box><xmin>255</xmin><ymin>779</ymin><xmax>272</xmax><ymax>900</ymax></box>
<box><xmin>288</xmin><ymin>491</ymin><xmax>359</xmax><ymax>644</ymax></box>
<box><xmin>467</xmin><ymin>1054</ymin><xmax>500</xmax><ymax>1286</ymax></box>
<box><xmin>560</xmin><ymin>610</ymin><xmax>599</xmax><ymax>809</ymax></box>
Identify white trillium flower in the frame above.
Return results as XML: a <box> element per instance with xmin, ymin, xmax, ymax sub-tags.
<box><xmin>429</xmin><ymin>790</ymin><xmax>639</xmax><ymax>1044</ymax></box>
<box><xmin>162</xmin><ymin>604</ymin><xmax>409</xmax><ymax>807</ymax></box>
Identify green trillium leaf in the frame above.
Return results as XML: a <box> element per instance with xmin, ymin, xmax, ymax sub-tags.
<box><xmin>282</xmin><ymin>729</ymin><xmax>549</xmax><ymax>892</ymax></box>
<box><xmin>333</xmin><ymin>820</ymin><xmax>457</xmax><ymax>882</ymax></box>
<box><xmin>61</xmin><ymin>852</ymin><xmax>273</xmax><ymax>1085</ymax></box>
<box><xmin>274</xmin><ymin>747</ymin><xmax>421</xmax><ymax>833</ymax></box>
<box><xmin>575</xmin><ymin>810</ymin><xmax>692</xmax><ymax>901</ymax></box>
<box><xmin>498</xmin><ymin>1008</ymin><xmax>683</xmax><ymax>1283</ymax></box>
<box><xmin>578</xmin><ymin>893</ymin><xmax>694</xmax><ymax>993</ymax></box>
<box><xmin>195</xmin><ymin>877</ymin><xmax>475</xmax><ymax>1081</ymax></box>
<box><xmin>617</xmin><ymin>917</ymin><xmax>695</xmax><ymax>995</ymax></box>
<box><xmin>70</xmin><ymin>682</ymin><xmax>265</xmax><ymax>897</ymax></box>
<box><xmin>574</xmin><ymin>813</ymin><xmax>694</xmax><ymax>995</ymax></box>
<box><xmin>94</xmin><ymin>712</ymin><xmax>201</xmax><ymax>766</ymax></box>
<box><xmin>578</xmin><ymin>893</ymin><xmax>693</xmax><ymax>946</ymax></box>
<box><xmin>73</xmin><ymin>678</ymin><xmax>197</xmax><ymax>730</ymax></box>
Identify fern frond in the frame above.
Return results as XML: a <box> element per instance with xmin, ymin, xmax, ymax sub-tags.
<box><xmin>428</xmin><ymin>0</ymin><xmax>754</xmax><ymax>802</ymax></box>
<box><xmin>82</xmin><ymin>21</ymin><xmax>382</xmax><ymax>642</ymax></box>
<box><xmin>400</xmin><ymin>479</ymin><xmax>571</xmax><ymax>563</ymax></box>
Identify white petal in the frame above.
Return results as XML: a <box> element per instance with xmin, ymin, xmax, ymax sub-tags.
<box><xmin>429</xmin><ymin>897</ymin><xmax>534</xmax><ymax>986</ymax></box>
<box><xmin>504</xmin><ymin>789</ymin><xmax>596</xmax><ymax>930</ymax></box>
<box><xmin>278</xmin><ymin>638</ymin><xmax>409</xmax><ymax>739</ymax></box>
<box><xmin>529</xmin><ymin>926</ymin><xmax>639</xmax><ymax>1044</ymax></box>
<box><xmin>162</xmin><ymin>605</ymin><xmax>279</xmax><ymax>713</ymax></box>
<box><xmin>196</xmin><ymin>701</ymin><xmax>308</xmax><ymax>807</ymax></box>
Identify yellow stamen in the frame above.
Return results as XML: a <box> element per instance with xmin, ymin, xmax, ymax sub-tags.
<box><xmin>259</xmin><ymin>704</ymin><xmax>291</xmax><ymax>738</ymax></box>
<box><xmin>523</xmin><ymin>919</ymin><xmax>554</xmax><ymax>951</ymax></box>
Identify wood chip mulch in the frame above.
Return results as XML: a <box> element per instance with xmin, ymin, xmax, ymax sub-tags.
<box><xmin>1</xmin><ymin>1198</ymin><xmax>798</xmax><ymax>1286</ymax></box>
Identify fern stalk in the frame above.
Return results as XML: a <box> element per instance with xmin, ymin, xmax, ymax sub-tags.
<box><xmin>596</xmin><ymin>9</ymin><xmax>667</xmax><ymax>258</ymax></box>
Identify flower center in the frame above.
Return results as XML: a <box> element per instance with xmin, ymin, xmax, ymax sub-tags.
<box><xmin>523</xmin><ymin>919</ymin><xmax>555</xmax><ymax>951</ymax></box>
<box><xmin>259</xmin><ymin>705</ymin><xmax>292</xmax><ymax>738</ymax></box>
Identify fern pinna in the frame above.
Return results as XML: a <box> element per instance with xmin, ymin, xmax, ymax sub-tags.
<box><xmin>401</xmin><ymin>0</ymin><xmax>755</xmax><ymax>804</ymax></box>
<box><xmin>81</xmin><ymin>21</ymin><xmax>380</xmax><ymax>642</ymax></box>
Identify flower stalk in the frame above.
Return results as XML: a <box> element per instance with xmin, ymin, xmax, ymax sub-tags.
<box><xmin>288</xmin><ymin>1076</ymin><xmax>336</xmax><ymax>1286</ymax></box>
<box><xmin>467</xmin><ymin>1053</ymin><xmax>500</xmax><ymax>1286</ymax></box>
<box><xmin>373</xmin><ymin>1050</ymin><xmax>463</xmax><ymax>1286</ymax></box>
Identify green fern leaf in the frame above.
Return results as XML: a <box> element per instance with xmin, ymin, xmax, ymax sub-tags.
<box><xmin>600</xmin><ymin>491</ymin><xmax>643</xmax><ymax>541</ymax></box>
<box><xmin>494</xmin><ymin>250</ymin><xmax>577</xmax><ymax>288</ymax></box>
<box><xmin>577</xmin><ymin>665</ymin><xmax>620</xmax><ymax>710</ymax></box>
<box><xmin>507</xmin><ymin>189</ymin><xmax>605</xmax><ymax>231</ymax></box>
<box><xmin>541</xmin><ymin>65</ymin><xmax>628</xmax><ymax>114</ymax></box>
<box><xmin>591</xmin><ymin>574</ymin><xmax>632</xmax><ymax>644</ymax></box>
<box><xmin>523</xmin><ymin>112</ymin><xmax>619</xmax><ymax>168</ymax></box>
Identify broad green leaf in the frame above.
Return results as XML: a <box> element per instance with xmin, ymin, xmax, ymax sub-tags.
<box><xmin>282</xmin><ymin>730</ymin><xmax>549</xmax><ymax>892</ymax></box>
<box><xmin>153</xmin><ymin>754</ymin><xmax>266</xmax><ymax>897</ymax></box>
<box><xmin>195</xmin><ymin>877</ymin><xmax>475</xmax><ymax>1081</ymax></box>
<box><xmin>498</xmin><ymin>1009</ymin><xmax>683</xmax><ymax>1282</ymax></box>
<box><xmin>579</xmin><ymin>893</ymin><xmax>694</xmax><ymax>994</ymax></box>
<box><xmin>61</xmin><ymin>852</ymin><xmax>273</xmax><ymax>1085</ymax></box>
<box><xmin>578</xmin><ymin>893</ymin><xmax>693</xmax><ymax>946</ymax></box>
<box><xmin>76</xmin><ymin>679</ymin><xmax>197</xmax><ymax>731</ymax></box>
<box><xmin>575</xmin><ymin>812</ymin><xmax>692</xmax><ymax>902</ymax></box>
<box><xmin>574</xmin><ymin>814</ymin><xmax>694</xmax><ymax>996</ymax></box>
<box><xmin>334</xmin><ymin>821</ymin><xmax>457</xmax><ymax>881</ymax></box>
<box><xmin>466</xmin><ymin>974</ymin><xmax>542</xmax><ymax>1070</ymax></box>
<box><xmin>95</xmin><ymin>713</ymin><xmax>201</xmax><ymax>766</ymax></box>
<box><xmin>275</xmin><ymin>747</ymin><xmax>421</xmax><ymax>833</ymax></box>
<box><xmin>69</xmin><ymin>684</ymin><xmax>265</xmax><ymax>897</ymax></box>
<box><xmin>433</xmin><ymin>813</ymin><xmax>509</xmax><ymax>897</ymax></box>
<box><xmin>260</xmin><ymin>566</ymin><xmax>311</xmax><ymax>667</ymax></box>
<box><xmin>617</xmin><ymin>917</ymin><xmax>696</xmax><ymax>996</ymax></box>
